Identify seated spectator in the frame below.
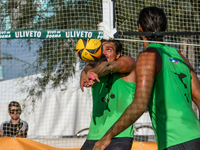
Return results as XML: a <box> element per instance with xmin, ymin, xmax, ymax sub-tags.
<box><xmin>0</xmin><ymin>101</ymin><xmax>28</xmax><ymax>138</ymax></box>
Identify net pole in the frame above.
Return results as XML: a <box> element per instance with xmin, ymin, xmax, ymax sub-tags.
<box><xmin>98</xmin><ymin>0</ymin><xmax>117</xmax><ymax>39</ymax></box>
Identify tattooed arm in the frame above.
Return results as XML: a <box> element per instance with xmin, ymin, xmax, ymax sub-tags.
<box><xmin>93</xmin><ymin>48</ymin><xmax>160</xmax><ymax>150</ymax></box>
<box><xmin>86</xmin><ymin>56</ymin><xmax>135</xmax><ymax>82</ymax></box>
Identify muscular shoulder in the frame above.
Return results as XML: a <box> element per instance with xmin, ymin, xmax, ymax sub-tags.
<box><xmin>118</xmin><ymin>55</ymin><xmax>135</xmax><ymax>62</ymax></box>
<box><xmin>137</xmin><ymin>47</ymin><xmax>158</xmax><ymax>63</ymax></box>
<box><xmin>115</xmin><ymin>56</ymin><xmax>136</xmax><ymax>73</ymax></box>
<box><xmin>117</xmin><ymin>56</ymin><xmax>136</xmax><ymax>68</ymax></box>
<box><xmin>178</xmin><ymin>52</ymin><xmax>194</xmax><ymax>72</ymax></box>
<box><xmin>116</xmin><ymin>56</ymin><xmax>136</xmax><ymax>82</ymax></box>
<box><xmin>137</xmin><ymin>47</ymin><xmax>162</xmax><ymax>75</ymax></box>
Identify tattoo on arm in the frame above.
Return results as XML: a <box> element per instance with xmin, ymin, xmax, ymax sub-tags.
<box><xmin>90</xmin><ymin>62</ymin><xmax>114</xmax><ymax>77</ymax></box>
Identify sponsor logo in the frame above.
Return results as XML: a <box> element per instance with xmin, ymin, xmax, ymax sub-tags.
<box><xmin>46</xmin><ymin>30</ymin><xmax>61</xmax><ymax>38</ymax></box>
<box><xmin>169</xmin><ymin>58</ymin><xmax>179</xmax><ymax>63</ymax></box>
<box><xmin>15</xmin><ymin>31</ymin><xmax>42</xmax><ymax>38</ymax></box>
<box><xmin>65</xmin><ymin>31</ymin><xmax>93</xmax><ymax>38</ymax></box>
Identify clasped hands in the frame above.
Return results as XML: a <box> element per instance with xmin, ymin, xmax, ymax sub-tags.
<box><xmin>80</xmin><ymin>71</ymin><xmax>100</xmax><ymax>92</ymax></box>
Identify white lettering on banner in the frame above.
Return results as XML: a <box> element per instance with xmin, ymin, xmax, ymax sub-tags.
<box><xmin>80</xmin><ymin>31</ymin><xmax>84</xmax><ymax>37</ymax></box>
<box><xmin>0</xmin><ymin>31</ymin><xmax>11</xmax><ymax>38</ymax></box>
<box><xmin>0</xmin><ymin>35</ymin><xmax>11</xmax><ymax>38</ymax></box>
<box><xmin>30</xmin><ymin>31</ymin><xmax>33</xmax><ymax>37</ymax></box>
<box><xmin>76</xmin><ymin>31</ymin><xmax>80</xmax><ymax>37</ymax></box>
<box><xmin>88</xmin><ymin>32</ymin><xmax>92</xmax><ymax>38</ymax></box>
<box><xmin>46</xmin><ymin>34</ymin><xmax>61</xmax><ymax>38</ymax></box>
<box><xmin>97</xmin><ymin>31</ymin><xmax>104</xmax><ymax>39</ymax></box>
<box><xmin>15</xmin><ymin>31</ymin><xmax>42</xmax><ymax>38</ymax></box>
<box><xmin>46</xmin><ymin>30</ymin><xmax>61</xmax><ymax>38</ymax></box>
<box><xmin>0</xmin><ymin>31</ymin><xmax>6</xmax><ymax>34</ymax></box>
<box><xmin>47</xmin><ymin>30</ymin><xmax>57</xmax><ymax>34</ymax></box>
<box><xmin>65</xmin><ymin>31</ymin><xmax>93</xmax><ymax>38</ymax></box>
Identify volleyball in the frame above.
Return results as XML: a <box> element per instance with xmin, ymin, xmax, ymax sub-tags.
<box><xmin>76</xmin><ymin>39</ymin><xmax>102</xmax><ymax>62</ymax></box>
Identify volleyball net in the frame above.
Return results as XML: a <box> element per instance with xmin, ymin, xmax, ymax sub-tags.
<box><xmin>0</xmin><ymin>0</ymin><xmax>199</xmax><ymax>149</ymax></box>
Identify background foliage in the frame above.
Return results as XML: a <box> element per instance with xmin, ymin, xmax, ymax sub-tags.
<box><xmin>0</xmin><ymin>0</ymin><xmax>200</xmax><ymax>98</ymax></box>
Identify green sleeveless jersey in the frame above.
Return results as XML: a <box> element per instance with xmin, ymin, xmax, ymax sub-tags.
<box><xmin>87</xmin><ymin>73</ymin><xmax>136</xmax><ymax>140</ymax></box>
<box><xmin>147</xmin><ymin>43</ymin><xmax>200</xmax><ymax>150</ymax></box>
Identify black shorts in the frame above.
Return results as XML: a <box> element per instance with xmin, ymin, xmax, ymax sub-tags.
<box><xmin>164</xmin><ymin>138</ymin><xmax>200</xmax><ymax>150</ymax></box>
<box><xmin>81</xmin><ymin>137</ymin><xmax>133</xmax><ymax>150</ymax></box>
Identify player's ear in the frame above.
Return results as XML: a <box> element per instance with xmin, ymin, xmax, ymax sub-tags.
<box><xmin>116</xmin><ymin>51</ymin><xmax>121</xmax><ymax>60</ymax></box>
<box><xmin>138</xmin><ymin>23</ymin><xmax>143</xmax><ymax>32</ymax></box>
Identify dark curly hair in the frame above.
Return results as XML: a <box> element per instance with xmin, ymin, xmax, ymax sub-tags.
<box><xmin>101</xmin><ymin>39</ymin><xmax>123</xmax><ymax>54</ymax></box>
<box><xmin>138</xmin><ymin>6</ymin><xmax>167</xmax><ymax>41</ymax></box>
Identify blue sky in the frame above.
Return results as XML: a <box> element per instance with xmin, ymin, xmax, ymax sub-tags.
<box><xmin>0</xmin><ymin>0</ymin><xmax>55</xmax><ymax>80</ymax></box>
<box><xmin>1</xmin><ymin>39</ymin><xmax>40</xmax><ymax>80</ymax></box>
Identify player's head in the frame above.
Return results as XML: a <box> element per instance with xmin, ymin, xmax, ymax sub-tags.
<box><xmin>8</xmin><ymin>101</ymin><xmax>22</xmax><ymax>120</ymax></box>
<box><xmin>101</xmin><ymin>39</ymin><xmax>122</xmax><ymax>62</ymax></box>
<box><xmin>138</xmin><ymin>6</ymin><xmax>167</xmax><ymax>41</ymax></box>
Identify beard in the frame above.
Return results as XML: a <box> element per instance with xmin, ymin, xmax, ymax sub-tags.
<box><xmin>11</xmin><ymin>116</ymin><xmax>20</xmax><ymax>121</ymax></box>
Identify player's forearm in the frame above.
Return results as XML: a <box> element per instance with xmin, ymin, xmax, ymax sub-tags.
<box><xmin>82</xmin><ymin>65</ymin><xmax>93</xmax><ymax>74</ymax></box>
<box><xmin>88</xmin><ymin>62</ymin><xmax>118</xmax><ymax>77</ymax></box>
<box><xmin>81</xmin><ymin>61</ymin><xmax>102</xmax><ymax>75</ymax></box>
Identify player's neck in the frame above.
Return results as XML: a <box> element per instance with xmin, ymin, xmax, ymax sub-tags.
<box><xmin>11</xmin><ymin>119</ymin><xmax>20</xmax><ymax>124</ymax></box>
<box><xmin>144</xmin><ymin>42</ymin><xmax>150</xmax><ymax>50</ymax></box>
<box><xmin>141</xmin><ymin>36</ymin><xmax>150</xmax><ymax>49</ymax></box>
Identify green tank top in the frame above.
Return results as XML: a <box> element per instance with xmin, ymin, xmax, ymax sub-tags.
<box><xmin>147</xmin><ymin>43</ymin><xmax>200</xmax><ymax>150</ymax></box>
<box><xmin>87</xmin><ymin>73</ymin><xmax>136</xmax><ymax>140</ymax></box>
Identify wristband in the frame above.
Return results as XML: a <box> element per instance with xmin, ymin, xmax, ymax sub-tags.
<box><xmin>90</xmin><ymin>75</ymin><xmax>95</xmax><ymax>80</ymax></box>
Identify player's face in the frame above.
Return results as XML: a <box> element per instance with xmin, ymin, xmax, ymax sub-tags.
<box><xmin>101</xmin><ymin>42</ymin><xmax>120</xmax><ymax>62</ymax></box>
<box><xmin>9</xmin><ymin>106</ymin><xmax>21</xmax><ymax>120</ymax></box>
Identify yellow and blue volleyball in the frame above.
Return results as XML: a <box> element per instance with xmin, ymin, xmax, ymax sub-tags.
<box><xmin>76</xmin><ymin>39</ymin><xmax>102</xmax><ymax>62</ymax></box>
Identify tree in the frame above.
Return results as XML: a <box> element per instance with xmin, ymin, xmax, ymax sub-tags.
<box><xmin>1</xmin><ymin>0</ymin><xmax>102</xmax><ymax>98</ymax></box>
<box><xmin>1</xmin><ymin>0</ymin><xmax>200</xmax><ymax>100</ymax></box>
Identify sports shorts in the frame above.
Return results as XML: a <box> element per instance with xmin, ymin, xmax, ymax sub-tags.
<box><xmin>81</xmin><ymin>137</ymin><xmax>133</xmax><ymax>150</ymax></box>
<box><xmin>164</xmin><ymin>138</ymin><xmax>200</xmax><ymax>150</ymax></box>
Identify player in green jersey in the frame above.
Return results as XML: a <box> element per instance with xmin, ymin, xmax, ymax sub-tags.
<box><xmin>80</xmin><ymin>39</ymin><xmax>136</xmax><ymax>150</ymax></box>
<box><xmin>93</xmin><ymin>6</ymin><xmax>200</xmax><ymax>150</ymax></box>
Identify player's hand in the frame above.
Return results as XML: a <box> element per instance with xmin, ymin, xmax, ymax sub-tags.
<box><xmin>87</xmin><ymin>71</ymin><xmax>100</xmax><ymax>83</ymax></box>
<box><xmin>80</xmin><ymin>70</ymin><xmax>96</xmax><ymax>91</ymax></box>
<box><xmin>92</xmin><ymin>136</ymin><xmax>111</xmax><ymax>150</ymax></box>
<box><xmin>80</xmin><ymin>70</ymin><xmax>90</xmax><ymax>92</ymax></box>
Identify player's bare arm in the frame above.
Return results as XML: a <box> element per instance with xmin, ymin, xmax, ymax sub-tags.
<box><xmin>179</xmin><ymin>52</ymin><xmax>200</xmax><ymax>120</ymax></box>
<box><xmin>93</xmin><ymin>48</ymin><xmax>159</xmax><ymax>150</ymax></box>
<box><xmin>87</xmin><ymin>56</ymin><xmax>135</xmax><ymax>81</ymax></box>
<box><xmin>80</xmin><ymin>65</ymin><xmax>93</xmax><ymax>91</ymax></box>
<box><xmin>80</xmin><ymin>61</ymin><xmax>102</xmax><ymax>91</ymax></box>
<box><xmin>191</xmin><ymin>69</ymin><xmax>200</xmax><ymax>120</ymax></box>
